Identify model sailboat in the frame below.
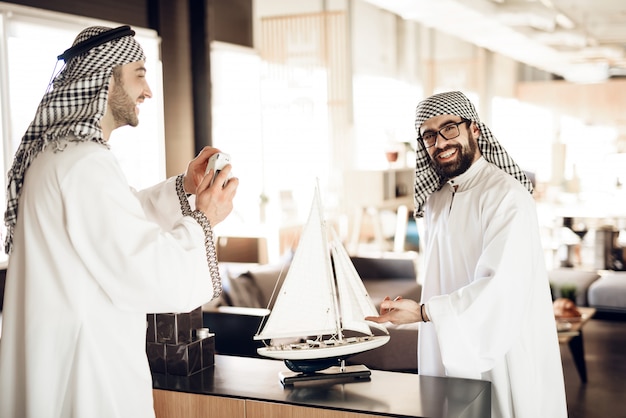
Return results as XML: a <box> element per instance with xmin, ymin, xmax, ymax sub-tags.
<box><xmin>254</xmin><ymin>185</ymin><xmax>390</xmax><ymax>374</ymax></box>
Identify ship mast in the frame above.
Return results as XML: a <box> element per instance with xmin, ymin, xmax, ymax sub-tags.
<box><xmin>314</xmin><ymin>184</ymin><xmax>343</xmax><ymax>342</ymax></box>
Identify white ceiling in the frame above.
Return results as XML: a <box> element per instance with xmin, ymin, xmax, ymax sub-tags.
<box><xmin>363</xmin><ymin>0</ymin><xmax>626</xmax><ymax>83</ymax></box>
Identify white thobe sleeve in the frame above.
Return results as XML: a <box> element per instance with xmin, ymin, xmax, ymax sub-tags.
<box><xmin>62</xmin><ymin>151</ymin><xmax>214</xmax><ymax>313</ymax></box>
<box><xmin>133</xmin><ymin>176</ymin><xmax>191</xmax><ymax>230</ymax></box>
<box><xmin>425</xmin><ymin>194</ymin><xmax>547</xmax><ymax>379</ymax></box>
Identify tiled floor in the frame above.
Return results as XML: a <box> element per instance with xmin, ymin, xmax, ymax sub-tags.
<box><xmin>561</xmin><ymin>314</ymin><xmax>626</xmax><ymax>418</ymax></box>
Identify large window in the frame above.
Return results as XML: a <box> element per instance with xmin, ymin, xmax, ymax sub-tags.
<box><xmin>492</xmin><ymin>96</ymin><xmax>620</xmax><ymax>208</ymax></box>
<box><xmin>0</xmin><ymin>3</ymin><xmax>165</xmax><ymax>262</ymax></box>
<box><xmin>491</xmin><ymin>96</ymin><xmax>554</xmax><ymax>184</ymax></box>
<box><xmin>352</xmin><ymin>74</ymin><xmax>422</xmax><ymax>169</ymax></box>
<box><xmin>210</xmin><ymin>37</ymin><xmax>336</xmax><ymax>262</ymax></box>
<box><xmin>210</xmin><ymin>42</ymin><xmax>265</xmax><ymax>227</ymax></box>
<box><xmin>210</xmin><ymin>40</ymin><xmax>334</xmax><ymax>232</ymax></box>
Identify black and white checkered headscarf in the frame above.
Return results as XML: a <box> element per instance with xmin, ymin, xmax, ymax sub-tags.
<box><xmin>413</xmin><ymin>91</ymin><xmax>533</xmax><ymax>218</ymax></box>
<box><xmin>4</xmin><ymin>26</ymin><xmax>145</xmax><ymax>254</ymax></box>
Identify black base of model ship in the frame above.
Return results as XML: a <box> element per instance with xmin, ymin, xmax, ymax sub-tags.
<box><xmin>284</xmin><ymin>357</ymin><xmax>348</xmax><ymax>373</ymax></box>
<box><xmin>279</xmin><ymin>361</ymin><xmax>371</xmax><ymax>386</ymax></box>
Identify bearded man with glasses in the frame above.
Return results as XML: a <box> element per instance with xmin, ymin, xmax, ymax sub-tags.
<box><xmin>367</xmin><ymin>91</ymin><xmax>567</xmax><ymax>418</ymax></box>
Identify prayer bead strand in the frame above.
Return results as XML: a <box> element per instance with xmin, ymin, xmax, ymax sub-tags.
<box><xmin>176</xmin><ymin>174</ymin><xmax>222</xmax><ymax>299</ymax></box>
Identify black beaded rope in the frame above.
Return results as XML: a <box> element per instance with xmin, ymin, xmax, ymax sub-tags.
<box><xmin>176</xmin><ymin>174</ymin><xmax>222</xmax><ymax>298</ymax></box>
<box><xmin>176</xmin><ymin>174</ymin><xmax>193</xmax><ymax>216</ymax></box>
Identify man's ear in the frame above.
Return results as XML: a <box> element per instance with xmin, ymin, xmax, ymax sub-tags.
<box><xmin>471</xmin><ymin>121</ymin><xmax>481</xmax><ymax>139</ymax></box>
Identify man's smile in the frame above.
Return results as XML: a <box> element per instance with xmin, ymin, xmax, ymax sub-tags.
<box><xmin>436</xmin><ymin>147</ymin><xmax>457</xmax><ymax>162</ymax></box>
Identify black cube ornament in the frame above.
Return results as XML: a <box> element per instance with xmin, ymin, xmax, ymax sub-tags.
<box><xmin>146</xmin><ymin>314</ymin><xmax>157</xmax><ymax>343</ymax></box>
<box><xmin>155</xmin><ymin>312</ymin><xmax>192</xmax><ymax>345</ymax></box>
<box><xmin>166</xmin><ymin>339</ymin><xmax>202</xmax><ymax>376</ymax></box>
<box><xmin>146</xmin><ymin>342</ymin><xmax>166</xmax><ymax>374</ymax></box>
<box><xmin>146</xmin><ymin>306</ymin><xmax>215</xmax><ymax>376</ymax></box>
<box><xmin>190</xmin><ymin>306</ymin><xmax>203</xmax><ymax>330</ymax></box>
<box><xmin>200</xmin><ymin>334</ymin><xmax>215</xmax><ymax>369</ymax></box>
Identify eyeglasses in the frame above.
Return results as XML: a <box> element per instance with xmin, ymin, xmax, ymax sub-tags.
<box><xmin>420</xmin><ymin>120</ymin><xmax>469</xmax><ymax>149</ymax></box>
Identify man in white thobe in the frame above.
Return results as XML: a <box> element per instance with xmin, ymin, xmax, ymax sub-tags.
<box><xmin>0</xmin><ymin>26</ymin><xmax>238</xmax><ymax>417</ymax></box>
<box><xmin>367</xmin><ymin>91</ymin><xmax>567</xmax><ymax>417</ymax></box>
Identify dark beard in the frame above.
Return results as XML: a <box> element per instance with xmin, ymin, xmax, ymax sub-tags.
<box><xmin>432</xmin><ymin>138</ymin><xmax>478</xmax><ymax>180</ymax></box>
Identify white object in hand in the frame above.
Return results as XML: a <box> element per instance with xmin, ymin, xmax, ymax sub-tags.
<box><xmin>205</xmin><ymin>152</ymin><xmax>233</xmax><ymax>186</ymax></box>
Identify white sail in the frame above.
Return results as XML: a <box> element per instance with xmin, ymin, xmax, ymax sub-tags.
<box><xmin>254</xmin><ymin>189</ymin><xmax>337</xmax><ymax>340</ymax></box>
<box><xmin>331</xmin><ymin>231</ymin><xmax>389</xmax><ymax>336</ymax></box>
<box><xmin>254</xmin><ymin>185</ymin><xmax>390</xmax><ymax>363</ymax></box>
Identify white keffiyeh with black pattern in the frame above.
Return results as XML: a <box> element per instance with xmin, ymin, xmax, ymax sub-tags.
<box><xmin>412</xmin><ymin>91</ymin><xmax>533</xmax><ymax>218</ymax></box>
<box><xmin>4</xmin><ymin>26</ymin><xmax>145</xmax><ymax>253</ymax></box>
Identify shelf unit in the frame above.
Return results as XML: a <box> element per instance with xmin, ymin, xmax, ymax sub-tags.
<box><xmin>344</xmin><ymin>168</ymin><xmax>415</xmax><ymax>253</ymax></box>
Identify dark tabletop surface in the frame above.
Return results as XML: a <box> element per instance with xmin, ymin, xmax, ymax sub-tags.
<box><xmin>152</xmin><ymin>354</ymin><xmax>491</xmax><ymax>418</ymax></box>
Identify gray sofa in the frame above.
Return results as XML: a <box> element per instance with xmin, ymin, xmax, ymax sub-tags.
<box><xmin>548</xmin><ymin>267</ymin><xmax>626</xmax><ymax>315</ymax></box>
<box><xmin>588</xmin><ymin>271</ymin><xmax>626</xmax><ymax>314</ymax></box>
<box><xmin>548</xmin><ymin>268</ymin><xmax>601</xmax><ymax>306</ymax></box>
<box><xmin>203</xmin><ymin>256</ymin><xmax>421</xmax><ymax>373</ymax></box>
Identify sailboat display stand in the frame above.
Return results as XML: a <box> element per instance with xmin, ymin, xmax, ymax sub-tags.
<box><xmin>279</xmin><ymin>361</ymin><xmax>371</xmax><ymax>386</ymax></box>
<box><xmin>254</xmin><ymin>184</ymin><xmax>390</xmax><ymax>386</ymax></box>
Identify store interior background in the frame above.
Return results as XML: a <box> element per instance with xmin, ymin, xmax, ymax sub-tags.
<box><xmin>1</xmin><ymin>0</ymin><xmax>626</xmax><ymax>271</ymax></box>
